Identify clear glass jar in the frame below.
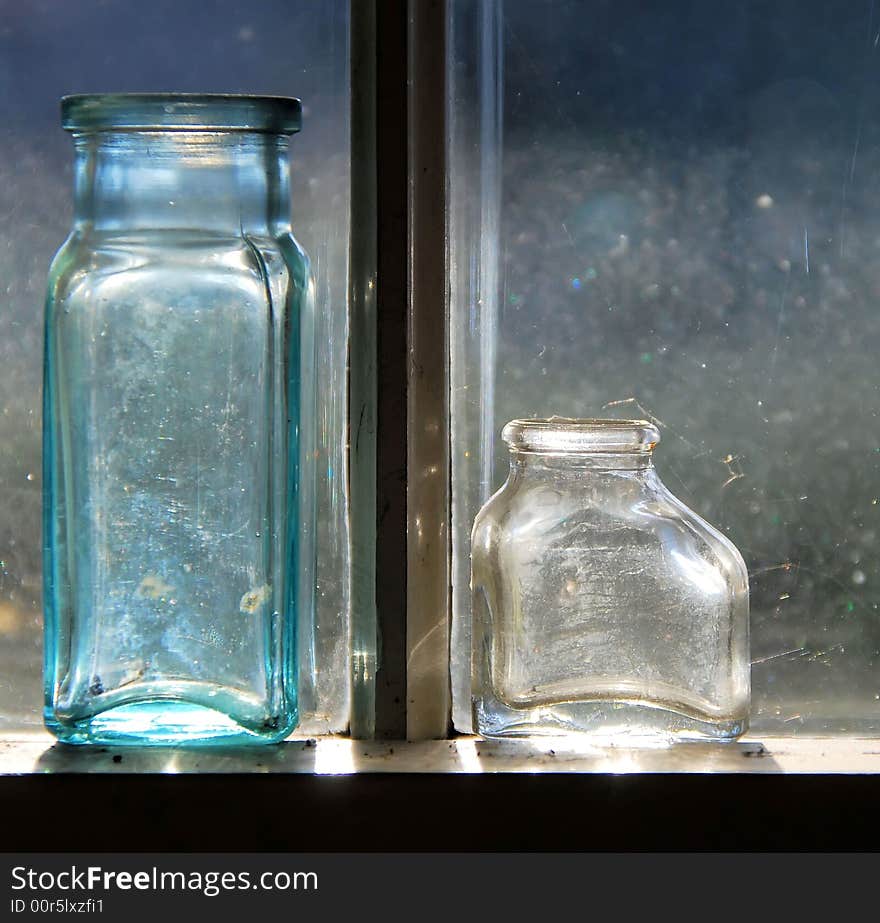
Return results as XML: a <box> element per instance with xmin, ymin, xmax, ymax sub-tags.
<box><xmin>43</xmin><ymin>94</ymin><xmax>311</xmax><ymax>745</ymax></box>
<box><xmin>471</xmin><ymin>418</ymin><xmax>750</xmax><ymax>742</ymax></box>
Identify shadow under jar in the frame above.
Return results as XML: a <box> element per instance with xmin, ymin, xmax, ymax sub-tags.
<box><xmin>471</xmin><ymin>418</ymin><xmax>750</xmax><ymax>742</ymax></box>
<box><xmin>43</xmin><ymin>94</ymin><xmax>312</xmax><ymax>745</ymax></box>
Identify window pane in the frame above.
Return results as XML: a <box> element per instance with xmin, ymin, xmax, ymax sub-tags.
<box><xmin>0</xmin><ymin>0</ymin><xmax>352</xmax><ymax>735</ymax></box>
<box><xmin>450</xmin><ymin>0</ymin><xmax>880</xmax><ymax>735</ymax></box>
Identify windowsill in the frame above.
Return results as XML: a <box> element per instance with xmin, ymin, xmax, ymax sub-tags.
<box><xmin>1</xmin><ymin>732</ymin><xmax>879</xmax><ymax>774</ymax></box>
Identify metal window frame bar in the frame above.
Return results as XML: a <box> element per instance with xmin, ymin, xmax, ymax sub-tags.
<box><xmin>373</xmin><ymin>0</ymin><xmax>410</xmax><ymax>738</ymax></box>
<box><xmin>369</xmin><ymin>0</ymin><xmax>452</xmax><ymax>740</ymax></box>
<box><xmin>348</xmin><ymin>0</ymin><xmax>379</xmax><ymax>739</ymax></box>
<box><xmin>406</xmin><ymin>0</ymin><xmax>452</xmax><ymax>739</ymax></box>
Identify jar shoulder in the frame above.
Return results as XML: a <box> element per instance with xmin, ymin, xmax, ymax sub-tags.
<box><xmin>472</xmin><ymin>469</ymin><xmax>748</xmax><ymax>585</ymax></box>
<box><xmin>471</xmin><ymin>479</ymin><xmax>517</xmax><ymax>558</ymax></box>
<box><xmin>46</xmin><ymin>230</ymin><xmax>309</xmax><ymax>315</ymax></box>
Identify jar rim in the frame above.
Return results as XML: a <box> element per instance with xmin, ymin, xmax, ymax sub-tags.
<box><xmin>502</xmin><ymin>417</ymin><xmax>661</xmax><ymax>454</ymax></box>
<box><xmin>61</xmin><ymin>94</ymin><xmax>302</xmax><ymax>135</ymax></box>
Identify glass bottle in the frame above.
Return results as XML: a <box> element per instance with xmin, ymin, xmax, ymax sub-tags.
<box><xmin>471</xmin><ymin>418</ymin><xmax>750</xmax><ymax>742</ymax></box>
<box><xmin>43</xmin><ymin>94</ymin><xmax>311</xmax><ymax>745</ymax></box>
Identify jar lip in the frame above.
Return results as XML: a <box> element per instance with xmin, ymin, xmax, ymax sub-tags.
<box><xmin>61</xmin><ymin>94</ymin><xmax>302</xmax><ymax>135</ymax></box>
<box><xmin>502</xmin><ymin>417</ymin><xmax>661</xmax><ymax>454</ymax></box>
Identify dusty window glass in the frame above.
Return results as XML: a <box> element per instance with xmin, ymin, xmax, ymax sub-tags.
<box><xmin>0</xmin><ymin>0</ymin><xmax>353</xmax><ymax>736</ymax></box>
<box><xmin>450</xmin><ymin>0</ymin><xmax>880</xmax><ymax>735</ymax></box>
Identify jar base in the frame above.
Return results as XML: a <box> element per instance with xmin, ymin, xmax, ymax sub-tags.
<box><xmin>474</xmin><ymin>694</ymin><xmax>747</xmax><ymax>743</ymax></box>
<box><xmin>45</xmin><ymin>700</ymin><xmax>297</xmax><ymax>747</ymax></box>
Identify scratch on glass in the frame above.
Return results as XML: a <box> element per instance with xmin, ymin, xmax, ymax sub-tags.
<box><xmin>721</xmin><ymin>453</ymin><xmax>745</xmax><ymax>489</ymax></box>
<box><xmin>751</xmin><ymin>647</ymin><xmax>807</xmax><ymax>665</ymax></box>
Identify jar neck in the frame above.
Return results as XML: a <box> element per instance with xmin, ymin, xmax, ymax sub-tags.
<box><xmin>71</xmin><ymin>130</ymin><xmax>292</xmax><ymax>234</ymax></box>
<box><xmin>510</xmin><ymin>450</ymin><xmax>655</xmax><ymax>475</ymax></box>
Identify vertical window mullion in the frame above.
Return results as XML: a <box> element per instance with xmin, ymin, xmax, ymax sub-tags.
<box><xmin>373</xmin><ymin>0</ymin><xmax>409</xmax><ymax>738</ymax></box>
<box><xmin>407</xmin><ymin>0</ymin><xmax>452</xmax><ymax>739</ymax></box>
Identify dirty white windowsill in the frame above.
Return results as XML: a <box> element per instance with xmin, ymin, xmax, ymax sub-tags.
<box><xmin>0</xmin><ymin>732</ymin><xmax>879</xmax><ymax>774</ymax></box>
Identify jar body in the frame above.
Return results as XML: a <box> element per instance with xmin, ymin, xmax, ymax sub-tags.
<box><xmin>471</xmin><ymin>422</ymin><xmax>750</xmax><ymax>741</ymax></box>
<box><xmin>43</xmin><ymin>97</ymin><xmax>308</xmax><ymax>745</ymax></box>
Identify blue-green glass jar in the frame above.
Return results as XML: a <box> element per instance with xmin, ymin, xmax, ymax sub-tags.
<box><xmin>43</xmin><ymin>94</ymin><xmax>310</xmax><ymax>745</ymax></box>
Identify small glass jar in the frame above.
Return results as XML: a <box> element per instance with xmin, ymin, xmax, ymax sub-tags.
<box><xmin>471</xmin><ymin>418</ymin><xmax>750</xmax><ymax>742</ymax></box>
<box><xmin>43</xmin><ymin>94</ymin><xmax>311</xmax><ymax>745</ymax></box>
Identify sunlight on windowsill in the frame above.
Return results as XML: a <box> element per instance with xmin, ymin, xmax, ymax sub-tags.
<box><xmin>0</xmin><ymin>731</ymin><xmax>878</xmax><ymax>775</ymax></box>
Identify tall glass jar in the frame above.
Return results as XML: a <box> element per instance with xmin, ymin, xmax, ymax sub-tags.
<box><xmin>43</xmin><ymin>95</ymin><xmax>311</xmax><ymax>745</ymax></box>
<box><xmin>471</xmin><ymin>418</ymin><xmax>750</xmax><ymax>742</ymax></box>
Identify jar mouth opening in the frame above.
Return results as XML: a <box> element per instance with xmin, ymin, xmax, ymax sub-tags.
<box><xmin>502</xmin><ymin>417</ymin><xmax>661</xmax><ymax>454</ymax></box>
<box><xmin>61</xmin><ymin>94</ymin><xmax>302</xmax><ymax>135</ymax></box>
